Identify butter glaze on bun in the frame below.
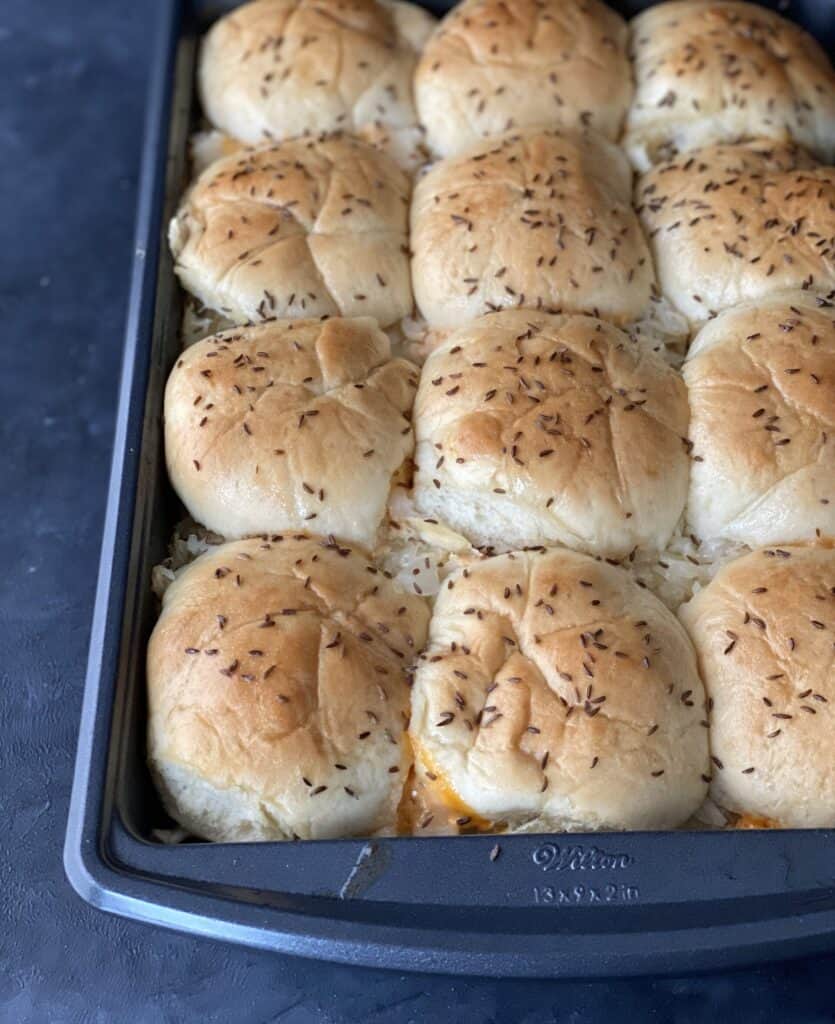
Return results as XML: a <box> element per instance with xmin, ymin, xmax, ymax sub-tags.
<box><xmin>169</xmin><ymin>133</ymin><xmax>412</xmax><ymax>328</ymax></box>
<box><xmin>410</xmin><ymin>547</ymin><xmax>709</xmax><ymax>832</ymax></box>
<box><xmin>636</xmin><ymin>140</ymin><xmax>835</xmax><ymax>325</ymax></box>
<box><xmin>199</xmin><ymin>0</ymin><xmax>436</xmax><ymax>169</ymax></box>
<box><xmin>625</xmin><ymin>1</ymin><xmax>835</xmax><ymax>171</ymax></box>
<box><xmin>680</xmin><ymin>544</ymin><xmax>835</xmax><ymax>828</ymax></box>
<box><xmin>684</xmin><ymin>291</ymin><xmax>835</xmax><ymax>547</ymax></box>
<box><xmin>411</xmin><ymin>127</ymin><xmax>655</xmax><ymax>331</ymax></box>
<box><xmin>148</xmin><ymin>535</ymin><xmax>430</xmax><ymax>841</ymax></box>
<box><xmin>412</xmin><ymin>310</ymin><xmax>689</xmax><ymax>557</ymax></box>
<box><xmin>164</xmin><ymin>317</ymin><xmax>418</xmax><ymax>547</ymax></box>
<box><xmin>415</xmin><ymin>0</ymin><xmax>631</xmax><ymax>158</ymax></box>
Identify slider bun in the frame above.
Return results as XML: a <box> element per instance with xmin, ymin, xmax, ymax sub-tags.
<box><xmin>636</xmin><ymin>140</ymin><xmax>835</xmax><ymax>325</ymax></box>
<box><xmin>412</xmin><ymin>310</ymin><xmax>690</xmax><ymax>557</ymax></box>
<box><xmin>684</xmin><ymin>291</ymin><xmax>835</xmax><ymax>546</ymax></box>
<box><xmin>410</xmin><ymin>127</ymin><xmax>655</xmax><ymax>331</ymax></box>
<box><xmin>410</xmin><ymin>548</ymin><xmax>709</xmax><ymax>832</ymax></box>
<box><xmin>415</xmin><ymin>0</ymin><xmax>631</xmax><ymax>159</ymax></box>
<box><xmin>164</xmin><ymin>318</ymin><xmax>418</xmax><ymax>548</ymax></box>
<box><xmin>680</xmin><ymin>544</ymin><xmax>835</xmax><ymax>828</ymax></box>
<box><xmin>169</xmin><ymin>133</ymin><xmax>412</xmax><ymax>328</ymax></box>
<box><xmin>147</xmin><ymin>535</ymin><xmax>430</xmax><ymax>841</ymax></box>
<box><xmin>199</xmin><ymin>0</ymin><xmax>436</xmax><ymax>169</ymax></box>
<box><xmin>625</xmin><ymin>1</ymin><xmax>835</xmax><ymax>172</ymax></box>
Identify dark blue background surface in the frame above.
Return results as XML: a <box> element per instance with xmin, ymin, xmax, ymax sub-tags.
<box><xmin>2</xmin><ymin>1</ymin><xmax>835</xmax><ymax>1020</ymax></box>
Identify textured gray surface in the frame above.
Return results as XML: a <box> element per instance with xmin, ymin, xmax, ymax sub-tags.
<box><xmin>2</xmin><ymin>0</ymin><xmax>835</xmax><ymax>1020</ymax></box>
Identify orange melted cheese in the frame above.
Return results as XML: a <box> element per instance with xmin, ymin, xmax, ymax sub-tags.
<box><xmin>409</xmin><ymin>738</ymin><xmax>494</xmax><ymax>833</ymax></box>
<box><xmin>735</xmin><ymin>813</ymin><xmax>781</xmax><ymax>829</ymax></box>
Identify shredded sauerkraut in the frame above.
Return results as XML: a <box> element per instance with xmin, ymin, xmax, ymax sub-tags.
<box><xmin>151</xmin><ymin>518</ymin><xmax>224</xmax><ymax>598</ymax></box>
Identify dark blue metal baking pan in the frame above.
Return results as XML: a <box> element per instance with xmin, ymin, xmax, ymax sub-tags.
<box><xmin>64</xmin><ymin>0</ymin><xmax>835</xmax><ymax>977</ymax></box>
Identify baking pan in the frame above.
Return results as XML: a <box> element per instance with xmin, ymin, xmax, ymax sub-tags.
<box><xmin>64</xmin><ymin>0</ymin><xmax>835</xmax><ymax>977</ymax></box>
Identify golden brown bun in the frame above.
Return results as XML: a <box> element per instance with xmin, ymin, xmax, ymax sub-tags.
<box><xmin>147</xmin><ymin>535</ymin><xmax>430</xmax><ymax>841</ymax></box>
<box><xmin>625</xmin><ymin>2</ymin><xmax>835</xmax><ymax>172</ymax></box>
<box><xmin>410</xmin><ymin>547</ymin><xmax>709</xmax><ymax>832</ymax></box>
<box><xmin>169</xmin><ymin>133</ymin><xmax>412</xmax><ymax>328</ymax></box>
<box><xmin>414</xmin><ymin>0</ymin><xmax>630</xmax><ymax>158</ymax></box>
<box><xmin>412</xmin><ymin>310</ymin><xmax>689</xmax><ymax>557</ymax></box>
<box><xmin>199</xmin><ymin>0</ymin><xmax>436</xmax><ymax>170</ymax></box>
<box><xmin>635</xmin><ymin>140</ymin><xmax>835</xmax><ymax>326</ymax></box>
<box><xmin>164</xmin><ymin>318</ymin><xmax>418</xmax><ymax>547</ymax></box>
<box><xmin>411</xmin><ymin>127</ymin><xmax>655</xmax><ymax>331</ymax></box>
<box><xmin>680</xmin><ymin>544</ymin><xmax>835</xmax><ymax>828</ymax></box>
<box><xmin>684</xmin><ymin>291</ymin><xmax>835</xmax><ymax>546</ymax></box>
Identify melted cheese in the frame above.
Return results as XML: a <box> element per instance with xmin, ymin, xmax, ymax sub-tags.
<box><xmin>410</xmin><ymin>738</ymin><xmax>493</xmax><ymax>832</ymax></box>
<box><xmin>736</xmin><ymin>813</ymin><xmax>780</xmax><ymax>829</ymax></box>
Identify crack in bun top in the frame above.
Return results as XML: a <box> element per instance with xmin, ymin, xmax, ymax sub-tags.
<box><xmin>412</xmin><ymin>309</ymin><xmax>689</xmax><ymax>558</ymax></box>
<box><xmin>410</xmin><ymin>547</ymin><xmax>709</xmax><ymax>832</ymax></box>
<box><xmin>165</xmin><ymin>317</ymin><xmax>418</xmax><ymax>547</ymax></box>
<box><xmin>169</xmin><ymin>132</ymin><xmax>413</xmax><ymax>328</ymax></box>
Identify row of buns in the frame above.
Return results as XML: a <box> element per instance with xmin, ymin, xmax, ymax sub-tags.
<box><xmin>170</xmin><ymin>128</ymin><xmax>835</xmax><ymax>336</ymax></box>
<box><xmin>197</xmin><ymin>0</ymin><xmax>835</xmax><ymax>169</ymax></box>
<box><xmin>149</xmin><ymin>533</ymin><xmax>835</xmax><ymax>839</ymax></box>
<box><xmin>165</xmin><ymin>303</ymin><xmax>834</xmax><ymax>559</ymax></box>
<box><xmin>150</xmin><ymin>0</ymin><xmax>835</xmax><ymax>841</ymax></box>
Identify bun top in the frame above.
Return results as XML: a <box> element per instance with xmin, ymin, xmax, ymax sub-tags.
<box><xmin>414</xmin><ymin>0</ymin><xmax>631</xmax><ymax>159</ymax></box>
<box><xmin>410</xmin><ymin>547</ymin><xmax>709</xmax><ymax>832</ymax></box>
<box><xmin>636</xmin><ymin>141</ymin><xmax>835</xmax><ymax>325</ymax></box>
<box><xmin>147</xmin><ymin>535</ymin><xmax>430</xmax><ymax>841</ymax></box>
<box><xmin>412</xmin><ymin>310</ymin><xmax>690</xmax><ymax>558</ymax></box>
<box><xmin>684</xmin><ymin>291</ymin><xmax>835</xmax><ymax>547</ymax></box>
<box><xmin>199</xmin><ymin>0</ymin><xmax>436</xmax><ymax>169</ymax></box>
<box><xmin>169</xmin><ymin>133</ymin><xmax>412</xmax><ymax>328</ymax></box>
<box><xmin>680</xmin><ymin>543</ymin><xmax>835</xmax><ymax>828</ymax></box>
<box><xmin>625</xmin><ymin>1</ymin><xmax>835</xmax><ymax>171</ymax></box>
<box><xmin>411</xmin><ymin>128</ymin><xmax>655</xmax><ymax>331</ymax></box>
<box><xmin>164</xmin><ymin>317</ymin><xmax>418</xmax><ymax>547</ymax></box>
